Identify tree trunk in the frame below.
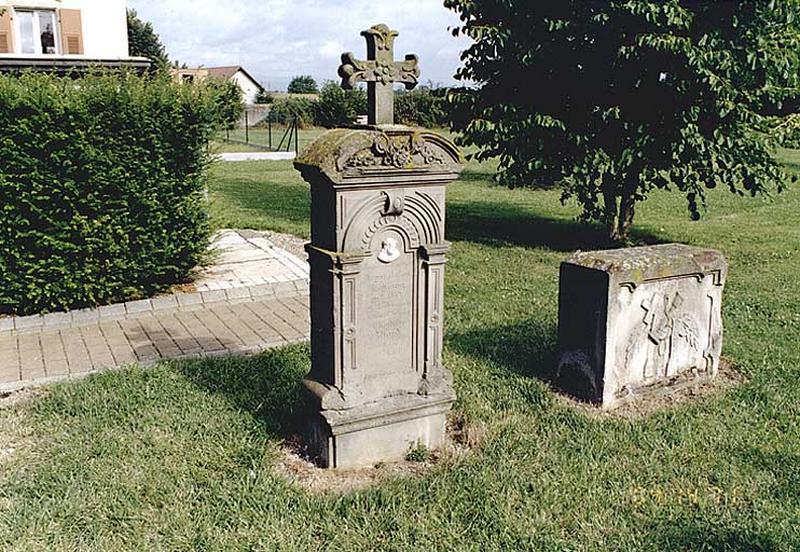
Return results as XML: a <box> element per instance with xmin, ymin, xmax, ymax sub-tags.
<box><xmin>616</xmin><ymin>191</ymin><xmax>636</xmax><ymax>242</ymax></box>
<box><xmin>606</xmin><ymin>171</ymin><xmax>639</xmax><ymax>244</ymax></box>
<box><xmin>602</xmin><ymin>177</ymin><xmax>620</xmax><ymax>243</ymax></box>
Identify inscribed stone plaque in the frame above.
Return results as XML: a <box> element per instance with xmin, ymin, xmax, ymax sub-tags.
<box><xmin>358</xmin><ymin>233</ymin><xmax>418</xmax><ymax>399</ymax></box>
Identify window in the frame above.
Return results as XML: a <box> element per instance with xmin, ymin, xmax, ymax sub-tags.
<box><xmin>16</xmin><ymin>9</ymin><xmax>59</xmax><ymax>55</ymax></box>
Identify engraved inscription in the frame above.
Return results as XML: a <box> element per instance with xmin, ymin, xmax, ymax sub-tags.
<box><xmin>358</xmin><ymin>239</ymin><xmax>415</xmax><ymax>383</ymax></box>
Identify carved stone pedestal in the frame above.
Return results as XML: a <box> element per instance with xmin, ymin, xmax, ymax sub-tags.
<box><xmin>295</xmin><ymin>126</ymin><xmax>463</xmax><ymax>468</ymax></box>
<box><xmin>557</xmin><ymin>244</ymin><xmax>728</xmax><ymax>409</ymax></box>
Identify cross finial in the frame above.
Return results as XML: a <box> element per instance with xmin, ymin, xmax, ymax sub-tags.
<box><xmin>338</xmin><ymin>24</ymin><xmax>420</xmax><ymax>125</ymax></box>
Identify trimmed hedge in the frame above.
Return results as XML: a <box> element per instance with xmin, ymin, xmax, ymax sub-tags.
<box><xmin>0</xmin><ymin>71</ymin><xmax>228</xmax><ymax>316</ymax></box>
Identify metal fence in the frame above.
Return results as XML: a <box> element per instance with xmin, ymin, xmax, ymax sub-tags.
<box><xmin>223</xmin><ymin>110</ymin><xmax>300</xmax><ymax>154</ymax></box>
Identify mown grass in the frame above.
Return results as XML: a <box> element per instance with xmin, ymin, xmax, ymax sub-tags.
<box><xmin>0</xmin><ymin>148</ymin><xmax>798</xmax><ymax>550</ymax></box>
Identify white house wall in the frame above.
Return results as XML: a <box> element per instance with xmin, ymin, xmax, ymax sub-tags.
<box><xmin>5</xmin><ymin>0</ymin><xmax>129</xmax><ymax>58</ymax></box>
<box><xmin>231</xmin><ymin>70</ymin><xmax>261</xmax><ymax>105</ymax></box>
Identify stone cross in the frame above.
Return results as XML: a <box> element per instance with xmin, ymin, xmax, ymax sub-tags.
<box><xmin>294</xmin><ymin>25</ymin><xmax>462</xmax><ymax>468</ymax></box>
<box><xmin>338</xmin><ymin>23</ymin><xmax>420</xmax><ymax>125</ymax></box>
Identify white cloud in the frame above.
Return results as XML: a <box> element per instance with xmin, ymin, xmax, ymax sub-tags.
<box><xmin>127</xmin><ymin>0</ymin><xmax>471</xmax><ymax>91</ymax></box>
<box><xmin>319</xmin><ymin>40</ymin><xmax>345</xmax><ymax>60</ymax></box>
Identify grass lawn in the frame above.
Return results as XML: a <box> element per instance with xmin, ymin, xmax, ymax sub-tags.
<box><xmin>0</xmin><ymin>147</ymin><xmax>798</xmax><ymax>550</ymax></box>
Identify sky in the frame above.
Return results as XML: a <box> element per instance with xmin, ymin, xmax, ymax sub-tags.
<box><xmin>126</xmin><ymin>0</ymin><xmax>472</xmax><ymax>91</ymax></box>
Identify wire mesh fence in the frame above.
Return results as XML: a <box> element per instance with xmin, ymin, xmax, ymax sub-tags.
<box><xmin>222</xmin><ymin>111</ymin><xmax>300</xmax><ymax>153</ymax></box>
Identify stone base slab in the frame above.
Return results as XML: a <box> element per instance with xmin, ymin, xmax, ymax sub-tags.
<box><xmin>302</xmin><ymin>387</ymin><xmax>454</xmax><ymax>468</ymax></box>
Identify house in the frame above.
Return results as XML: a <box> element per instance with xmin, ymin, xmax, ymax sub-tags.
<box><xmin>0</xmin><ymin>0</ymin><xmax>149</xmax><ymax>72</ymax></box>
<box><xmin>172</xmin><ymin>66</ymin><xmax>265</xmax><ymax>105</ymax></box>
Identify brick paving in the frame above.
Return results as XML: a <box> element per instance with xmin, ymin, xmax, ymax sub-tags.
<box><xmin>0</xmin><ymin>230</ymin><xmax>313</xmax><ymax>392</ymax></box>
<box><xmin>0</xmin><ymin>287</ymin><xmax>310</xmax><ymax>392</ymax></box>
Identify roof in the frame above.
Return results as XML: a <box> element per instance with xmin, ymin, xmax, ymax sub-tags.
<box><xmin>205</xmin><ymin>66</ymin><xmax>264</xmax><ymax>91</ymax></box>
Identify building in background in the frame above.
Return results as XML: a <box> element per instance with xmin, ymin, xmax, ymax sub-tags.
<box><xmin>0</xmin><ymin>0</ymin><xmax>149</xmax><ymax>72</ymax></box>
<box><xmin>172</xmin><ymin>65</ymin><xmax>265</xmax><ymax>105</ymax></box>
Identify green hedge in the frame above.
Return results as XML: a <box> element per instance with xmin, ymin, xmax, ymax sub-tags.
<box><xmin>395</xmin><ymin>88</ymin><xmax>451</xmax><ymax>128</ymax></box>
<box><xmin>270</xmin><ymin>96</ymin><xmax>316</xmax><ymax>128</ymax></box>
<box><xmin>0</xmin><ymin>71</ymin><xmax>228</xmax><ymax>316</ymax></box>
<box><xmin>314</xmin><ymin>81</ymin><xmax>367</xmax><ymax>128</ymax></box>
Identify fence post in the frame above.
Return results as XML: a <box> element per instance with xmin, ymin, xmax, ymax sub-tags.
<box><xmin>268</xmin><ymin>111</ymin><xmax>273</xmax><ymax>151</ymax></box>
<box><xmin>294</xmin><ymin>117</ymin><xmax>299</xmax><ymax>154</ymax></box>
<box><xmin>245</xmin><ymin>111</ymin><xmax>249</xmax><ymax>144</ymax></box>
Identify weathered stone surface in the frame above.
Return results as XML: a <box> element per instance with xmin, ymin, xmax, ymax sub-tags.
<box><xmin>295</xmin><ymin>122</ymin><xmax>462</xmax><ymax>468</ymax></box>
<box><xmin>557</xmin><ymin>244</ymin><xmax>727</xmax><ymax>409</ymax></box>
<box><xmin>338</xmin><ymin>24</ymin><xmax>420</xmax><ymax>125</ymax></box>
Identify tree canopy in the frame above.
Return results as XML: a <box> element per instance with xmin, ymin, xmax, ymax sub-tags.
<box><xmin>288</xmin><ymin>75</ymin><xmax>319</xmax><ymax>94</ymax></box>
<box><xmin>313</xmin><ymin>81</ymin><xmax>366</xmax><ymax>128</ymax></box>
<box><xmin>446</xmin><ymin>0</ymin><xmax>800</xmax><ymax>241</ymax></box>
<box><xmin>127</xmin><ymin>9</ymin><xmax>169</xmax><ymax>70</ymax></box>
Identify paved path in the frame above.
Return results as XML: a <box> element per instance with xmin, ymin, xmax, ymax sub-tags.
<box><xmin>0</xmin><ymin>230</ymin><xmax>311</xmax><ymax>393</ymax></box>
<box><xmin>0</xmin><ymin>284</ymin><xmax>310</xmax><ymax>392</ymax></box>
<box><xmin>195</xmin><ymin>230</ymin><xmax>308</xmax><ymax>291</ymax></box>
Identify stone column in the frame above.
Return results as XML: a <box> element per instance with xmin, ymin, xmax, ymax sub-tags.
<box><xmin>295</xmin><ymin>127</ymin><xmax>463</xmax><ymax>468</ymax></box>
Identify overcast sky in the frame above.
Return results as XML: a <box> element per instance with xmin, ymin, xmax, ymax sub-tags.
<box><xmin>126</xmin><ymin>0</ymin><xmax>472</xmax><ymax>91</ymax></box>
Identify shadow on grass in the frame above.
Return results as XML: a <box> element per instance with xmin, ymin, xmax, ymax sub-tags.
<box><xmin>448</xmin><ymin>317</ymin><xmax>560</xmax><ymax>389</ymax></box>
<box><xmin>209</xmin><ymin>166</ymin><xmax>311</xmax><ymax>235</ymax></box>
<box><xmin>447</xmin><ymin>197</ymin><xmax>665</xmax><ymax>252</ymax></box>
<box><xmin>177</xmin><ymin>345</ymin><xmax>310</xmax><ymax>439</ymax></box>
<box><xmin>732</xmin><ymin>446</ymin><xmax>800</xmax><ymax>502</ymax></box>
<box><xmin>649</xmin><ymin>520</ymin><xmax>781</xmax><ymax>552</ymax></box>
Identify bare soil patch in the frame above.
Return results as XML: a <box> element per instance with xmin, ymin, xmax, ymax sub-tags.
<box><xmin>275</xmin><ymin>413</ymin><xmax>486</xmax><ymax>494</ymax></box>
<box><xmin>562</xmin><ymin>358</ymin><xmax>745</xmax><ymax>420</ymax></box>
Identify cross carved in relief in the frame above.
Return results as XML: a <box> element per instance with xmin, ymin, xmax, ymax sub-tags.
<box><xmin>338</xmin><ymin>24</ymin><xmax>420</xmax><ymax>125</ymax></box>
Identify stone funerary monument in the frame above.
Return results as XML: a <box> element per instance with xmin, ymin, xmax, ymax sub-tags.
<box><xmin>294</xmin><ymin>24</ymin><xmax>463</xmax><ymax>468</ymax></box>
<box><xmin>557</xmin><ymin>244</ymin><xmax>727</xmax><ymax>409</ymax></box>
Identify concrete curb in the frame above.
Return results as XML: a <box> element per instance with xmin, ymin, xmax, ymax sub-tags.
<box><xmin>217</xmin><ymin>152</ymin><xmax>297</xmax><ymax>162</ymax></box>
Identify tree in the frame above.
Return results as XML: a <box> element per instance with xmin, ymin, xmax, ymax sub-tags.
<box><xmin>211</xmin><ymin>80</ymin><xmax>244</xmax><ymax>130</ymax></box>
<box><xmin>271</xmin><ymin>96</ymin><xmax>316</xmax><ymax>128</ymax></box>
<box><xmin>314</xmin><ymin>81</ymin><xmax>366</xmax><ymax>128</ymax></box>
<box><xmin>288</xmin><ymin>75</ymin><xmax>318</xmax><ymax>94</ymax></box>
<box><xmin>254</xmin><ymin>90</ymin><xmax>274</xmax><ymax>104</ymax></box>
<box><xmin>445</xmin><ymin>1</ymin><xmax>800</xmax><ymax>242</ymax></box>
<box><xmin>127</xmin><ymin>9</ymin><xmax>169</xmax><ymax>70</ymax></box>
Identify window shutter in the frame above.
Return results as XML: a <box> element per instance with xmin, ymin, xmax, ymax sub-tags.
<box><xmin>0</xmin><ymin>6</ymin><xmax>13</xmax><ymax>54</ymax></box>
<box><xmin>58</xmin><ymin>9</ymin><xmax>83</xmax><ymax>55</ymax></box>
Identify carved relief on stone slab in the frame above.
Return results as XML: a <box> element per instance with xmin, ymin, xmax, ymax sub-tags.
<box><xmin>294</xmin><ymin>127</ymin><xmax>462</xmax><ymax>187</ymax></box>
<box><xmin>617</xmin><ymin>279</ymin><xmax>716</xmax><ymax>396</ymax></box>
<box><xmin>556</xmin><ymin>244</ymin><xmax>727</xmax><ymax>409</ymax></box>
<box><xmin>344</xmin><ymin>132</ymin><xmax>448</xmax><ymax>170</ymax></box>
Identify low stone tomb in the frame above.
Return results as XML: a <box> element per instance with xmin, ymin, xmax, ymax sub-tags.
<box><xmin>556</xmin><ymin>244</ymin><xmax>727</xmax><ymax>409</ymax></box>
<box><xmin>293</xmin><ymin>24</ymin><xmax>464</xmax><ymax>468</ymax></box>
